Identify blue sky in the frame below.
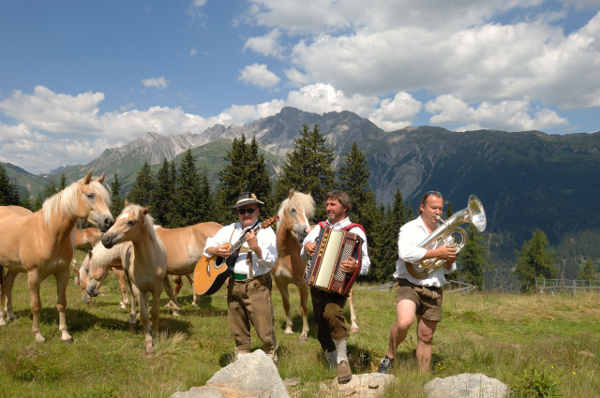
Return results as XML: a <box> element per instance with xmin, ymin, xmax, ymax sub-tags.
<box><xmin>1</xmin><ymin>0</ymin><xmax>600</xmax><ymax>173</ymax></box>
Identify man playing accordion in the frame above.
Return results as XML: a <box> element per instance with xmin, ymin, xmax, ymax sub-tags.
<box><xmin>301</xmin><ymin>191</ymin><xmax>370</xmax><ymax>384</ymax></box>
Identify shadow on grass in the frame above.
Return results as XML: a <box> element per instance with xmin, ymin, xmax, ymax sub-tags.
<box><xmin>14</xmin><ymin>307</ymin><xmax>193</xmax><ymax>336</ymax></box>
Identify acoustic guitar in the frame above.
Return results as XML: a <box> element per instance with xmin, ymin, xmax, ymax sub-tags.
<box><xmin>193</xmin><ymin>216</ymin><xmax>278</xmax><ymax>296</ymax></box>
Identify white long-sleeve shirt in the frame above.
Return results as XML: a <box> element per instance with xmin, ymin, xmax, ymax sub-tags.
<box><xmin>203</xmin><ymin>221</ymin><xmax>277</xmax><ymax>277</ymax></box>
<box><xmin>301</xmin><ymin>217</ymin><xmax>370</xmax><ymax>276</ymax></box>
<box><xmin>394</xmin><ymin>216</ymin><xmax>457</xmax><ymax>287</ymax></box>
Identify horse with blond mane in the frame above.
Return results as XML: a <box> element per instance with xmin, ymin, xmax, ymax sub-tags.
<box><xmin>0</xmin><ymin>171</ymin><xmax>114</xmax><ymax>343</ymax></box>
<box><xmin>272</xmin><ymin>189</ymin><xmax>361</xmax><ymax>340</ymax></box>
<box><xmin>82</xmin><ymin>220</ymin><xmax>221</xmax><ymax>313</ymax></box>
<box><xmin>272</xmin><ymin>189</ymin><xmax>315</xmax><ymax>340</ymax></box>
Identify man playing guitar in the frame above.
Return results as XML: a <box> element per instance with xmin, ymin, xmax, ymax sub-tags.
<box><xmin>203</xmin><ymin>192</ymin><xmax>278</xmax><ymax>361</ymax></box>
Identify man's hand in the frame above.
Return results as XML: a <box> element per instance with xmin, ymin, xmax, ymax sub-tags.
<box><xmin>436</xmin><ymin>245</ymin><xmax>457</xmax><ymax>262</ymax></box>
<box><xmin>209</xmin><ymin>243</ymin><xmax>232</xmax><ymax>258</ymax></box>
<box><xmin>304</xmin><ymin>241</ymin><xmax>316</xmax><ymax>257</ymax></box>
<box><xmin>340</xmin><ymin>256</ymin><xmax>358</xmax><ymax>273</ymax></box>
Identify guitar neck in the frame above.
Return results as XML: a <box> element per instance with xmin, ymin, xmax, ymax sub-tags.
<box><xmin>230</xmin><ymin>222</ymin><xmax>261</xmax><ymax>251</ymax></box>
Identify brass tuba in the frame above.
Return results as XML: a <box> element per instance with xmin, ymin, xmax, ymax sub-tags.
<box><xmin>406</xmin><ymin>194</ymin><xmax>487</xmax><ymax>280</ymax></box>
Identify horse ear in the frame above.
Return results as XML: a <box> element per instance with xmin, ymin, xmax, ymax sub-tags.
<box><xmin>97</xmin><ymin>173</ymin><xmax>105</xmax><ymax>184</ymax></box>
<box><xmin>288</xmin><ymin>188</ymin><xmax>295</xmax><ymax>199</ymax></box>
<box><xmin>83</xmin><ymin>169</ymin><xmax>93</xmax><ymax>184</ymax></box>
<box><xmin>142</xmin><ymin>206</ymin><xmax>151</xmax><ymax>215</ymax></box>
<box><xmin>124</xmin><ymin>199</ymin><xmax>130</xmax><ymax>207</ymax></box>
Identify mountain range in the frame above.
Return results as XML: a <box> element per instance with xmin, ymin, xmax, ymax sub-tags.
<box><xmin>3</xmin><ymin>106</ymin><xmax>600</xmax><ymax>272</ymax></box>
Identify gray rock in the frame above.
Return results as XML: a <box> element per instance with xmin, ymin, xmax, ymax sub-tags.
<box><xmin>320</xmin><ymin>373</ymin><xmax>396</xmax><ymax>397</ymax></box>
<box><xmin>206</xmin><ymin>349</ymin><xmax>290</xmax><ymax>398</ymax></box>
<box><xmin>424</xmin><ymin>373</ymin><xmax>509</xmax><ymax>398</ymax></box>
<box><xmin>170</xmin><ymin>386</ymin><xmax>224</xmax><ymax>398</ymax></box>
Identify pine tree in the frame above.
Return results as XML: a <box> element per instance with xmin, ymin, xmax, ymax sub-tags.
<box><xmin>274</xmin><ymin>124</ymin><xmax>334</xmax><ymax>220</ymax></box>
<box><xmin>391</xmin><ymin>189</ymin><xmax>407</xmax><ymax>228</ymax></box>
<box><xmin>33</xmin><ymin>193</ymin><xmax>44</xmax><ymax>211</ymax></box>
<box><xmin>172</xmin><ymin>150</ymin><xmax>205</xmax><ymax>227</ymax></box>
<box><xmin>216</xmin><ymin>135</ymin><xmax>272</xmax><ymax>223</ymax></box>
<box><xmin>59</xmin><ymin>174</ymin><xmax>67</xmax><ymax>190</ymax></box>
<box><xmin>370</xmin><ymin>204</ymin><xmax>398</xmax><ymax>282</ymax></box>
<box><xmin>578</xmin><ymin>258</ymin><xmax>597</xmax><ymax>281</ymax></box>
<box><xmin>128</xmin><ymin>162</ymin><xmax>154</xmax><ymax>206</ymax></box>
<box><xmin>109</xmin><ymin>174</ymin><xmax>124</xmax><ymax>217</ymax></box>
<box><xmin>456</xmin><ymin>224</ymin><xmax>487</xmax><ymax>289</ymax></box>
<box><xmin>515</xmin><ymin>229</ymin><xmax>557</xmax><ymax>292</ymax></box>
<box><xmin>0</xmin><ymin>165</ymin><xmax>12</xmax><ymax>205</ymax></box>
<box><xmin>153</xmin><ymin>159</ymin><xmax>174</xmax><ymax>226</ymax></box>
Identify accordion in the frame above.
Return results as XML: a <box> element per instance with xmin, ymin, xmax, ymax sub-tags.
<box><xmin>305</xmin><ymin>227</ymin><xmax>363</xmax><ymax>295</ymax></box>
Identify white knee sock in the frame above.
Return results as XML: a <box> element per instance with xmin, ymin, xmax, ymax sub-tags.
<box><xmin>334</xmin><ymin>339</ymin><xmax>348</xmax><ymax>363</ymax></box>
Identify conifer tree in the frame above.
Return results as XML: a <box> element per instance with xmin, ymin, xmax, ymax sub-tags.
<box><xmin>59</xmin><ymin>174</ymin><xmax>67</xmax><ymax>190</ymax></box>
<box><xmin>456</xmin><ymin>224</ymin><xmax>487</xmax><ymax>289</ymax></box>
<box><xmin>43</xmin><ymin>180</ymin><xmax>58</xmax><ymax>199</ymax></box>
<box><xmin>153</xmin><ymin>159</ymin><xmax>174</xmax><ymax>226</ymax></box>
<box><xmin>515</xmin><ymin>229</ymin><xmax>556</xmax><ymax>292</ymax></box>
<box><xmin>337</xmin><ymin>143</ymin><xmax>377</xmax><ymax>229</ymax></box>
<box><xmin>274</xmin><ymin>124</ymin><xmax>334</xmax><ymax>220</ymax></box>
<box><xmin>370</xmin><ymin>204</ymin><xmax>398</xmax><ymax>282</ymax></box>
<box><xmin>391</xmin><ymin>189</ymin><xmax>407</xmax><ymax>228</ymax></box>
<box><xmin>33</xmin><ymin>193</ymin><xmax>44</xmax><ymax>211</ymax></box>
<box><xmin>578</xmin><ymin>258</ymin><xmax>597</xmax><ymax>281</ymax></box>
<box><xmin>109</xmin><ymin>174</ymin><xmax>124</xmax><ymax>217</ymax></box>
<box><xmin>0</xmin><ymin>165</ymin><xmax>13</xmax><ymax>205</ymax></box>
<box><xmin>128</xmin><ymin>162</ymin><xmax>154</xmax><ymax>206</ymax></box>
<box><xmin>172</xmin><ymin>150</ymin><xmax>205</xmax><ymax>227</ymax></box>
<box><xmin>216</xmin><ymin>135</ymin><xmax>272</xmax><ymax>223</ymax></box>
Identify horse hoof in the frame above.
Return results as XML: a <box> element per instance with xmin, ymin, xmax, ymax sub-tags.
<box><xmin>299</xmin><ymin>334</ymin><xmax>308</xmax><ymax>342</ymax></box>
<box><xmin>284</xmin><ymin>329</ymin><xmax>293</xmax><ymax>335</ymax></box>
<box><xmin>0</xmin><ymin>319</ymin><xmax>6</xmax><ymax>326</ymax></box>
<box><xmin>34</xmin><ymin>334</ymin><xmax>46</xmax><ymax>343</ymax></box>
<box><xmin>350</xmin><ymin>326</ymin><xmax>360</xmax><ymax>334</ymax></box>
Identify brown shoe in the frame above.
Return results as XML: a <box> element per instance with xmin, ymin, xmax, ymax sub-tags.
<box><xmin>337</xmin><ymin>360</ymin><xmax>352</xmax><ymax>384</ymax></box>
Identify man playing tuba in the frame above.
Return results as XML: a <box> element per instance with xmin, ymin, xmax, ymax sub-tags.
<box><xmin>377</xmin><ymin>190</ymin><xmax>457</xmax><ymax>374</ymax></box>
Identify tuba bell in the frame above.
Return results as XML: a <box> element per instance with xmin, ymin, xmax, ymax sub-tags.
<box><xmin>406</xmin><ymin>194</ymin><xmax>487</xmax><ymax>280</ymax></box>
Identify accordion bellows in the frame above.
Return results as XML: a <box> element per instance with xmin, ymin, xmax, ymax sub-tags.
<box><xmin>305</xmin><ymin>227</ymin><xmax>363</xmax><ymax>295</ymax></box>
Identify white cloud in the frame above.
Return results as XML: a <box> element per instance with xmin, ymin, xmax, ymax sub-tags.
<box><xmin>190</xmin><ymin>48</ymin><xmax>198</xmax><ymax>56</ymax></box>
<box><xmin>243</xmin><ymin>29</ymin><xmax>284</xmax><ymax>57</ymax></box>
<box><xmin>425</xmin><ymin>94</ymin><xmax>568</xmax><ymax>131</ymax></box>
<box><xmin>285</xmin><ymin>83</ymin><xmax>379</xmax><ymax>116</ymax></box>
<box><xmin>284</xmin><ymin>68</ymin><xmax>310</xmax><ymax>86</ymax></box>
<box><xmin>369</xmin><ymin>92</ymin><xmax>422</xmax><ymax>131</ymax></box>
<box><xmin>142</xmin><ymin>76</ymin><xmax>168</xmax><ymax>89</ymax></box>
<box><xmin>192</xmin><ymin>0</ymin><xmax>207</xmax><ymax>7</ymax></box>
<box><xmin>239</xmin><ymin>63</ymin><xmax>281</xmax><ymax>88</ymax></box>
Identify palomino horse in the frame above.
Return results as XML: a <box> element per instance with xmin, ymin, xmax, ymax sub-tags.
<box><xmin>0</xmin><ymin>171</ymin><xmax>113</xmax><ymax>342</ymax></box>
<box><xmin>272</xmin><ymin>189</ymin><xmax>315</xmax><ymax>340</ymax></box>
<box><xmin>81</xmin><ymin>221</ymin><xmax>222</xmax><ymax>310</ymax></box>
<box><xmin>78</xmin><ymin>242</ymin><xmax>131</xmax><ymax>309</ymax></box>
<box><xmin>272</xmin><ymin>189</ymin><xmax>361</xmax><ymax>339</ymax></box>
<box><xmin>92</xmin><ymin>203</ymin><xmax>167</xmax><ymax>353</ymax></box>
<box><xmin>72</xmin><ymin>227</ymin><xmax>103</xmax><ymax>285</ymax></box>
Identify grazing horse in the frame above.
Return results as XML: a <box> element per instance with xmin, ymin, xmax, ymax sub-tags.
<box><xmin>78</xmin><ymin>242</ymin><xmax>131</xmax><ymax>309</ymax></box>
<box><xmin>0</xmin><ymin>171</ymin><xmax>113</xmax><ymax>342</ymax></box>
<box><xmin>272</xmin><ymin>189</ymin><xmax>314</xmax><ymax>340</ymax></box>
<box><xmin>81</xmin><ymin>221</ymin><xmax>222</xmax><ymax>310</ymax></box>
<box><xmin>91</xmin><ymin>203</ymin><xmax>167</xmax><ymax>354</ymax></box>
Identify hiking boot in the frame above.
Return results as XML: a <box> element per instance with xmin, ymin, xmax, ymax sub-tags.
<box><xmin>377</xmin><ymin>356</ymin><xmax>394</xmax><ymax>373</ymax></box>
<box><xmin>337</xmin><ymin>360</ymin><xmax>352</xmax><ymax>384</ymax></box>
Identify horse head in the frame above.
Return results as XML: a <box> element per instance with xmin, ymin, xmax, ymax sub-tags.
<box><xmin>84</xmin><ymin>240</ymin><xmax>126</xmax><ymax>298</ymax></box>
<box><xmin>277</xmin><ymin>188</ymin><xmax>315</xmax><ymax>243</ymax></box>
<box><xmin>75</xmin><ymin>171</ymin><xmax>114</xmax><ymax>232</ymax></box>
<box><xmin>102</xmin><ymin>202</ymin><xmax>152</xmax><ymax>249</ymax></box>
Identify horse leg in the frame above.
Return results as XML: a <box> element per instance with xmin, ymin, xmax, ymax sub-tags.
<box><xmin>298</xmin><ymin>280</ymin><xmax>310</xmax><ymax>341</ymax></box>
<box><xmin>0</xmin><ymin>265</ymin><xmax>5</xmax><ymax>326</ymax></box>
<box><xmin>127</xmin><ymin>280</ymin><xmax>138</xmax><ymax>326</ymax></box>
<box><xmin>27</xmin><ymin>270</ymin><xmax>45</xmax><ymax>343</ymax></box>
<box><xmin>162</xmin><ymin>276</ymin><xmax>180</xmax><ymax>315</ymax></box>
<box><xmin>115</xmin><ymin>269</ymin><xmax>129</xmax><ymax>310</ymax></box>
<box><xmin>274</xmin><ymin>277</ymin><xmax>294</xmax><ymax>335</ymax></box>
<box><xmin>138</xmin><ymin>290</ymin><xmax>153</xmax><ymax>354</ymax></box>
<box><xmin>173</xmin><ymin>275</ymin><xmax>183</xmax><ymax>297</ymax></box>
<box><xmin>184</xmin><ymin>274</ymin><xmax>197</xmax><ymax>306</ymax></box>
<box><xmin>56</xmin><ymin>267</ymin><xmax>73</xmax><ymax>342</ymax></box>
<box><xmin>4</xmin><ymin>270</ymin><xmax>19</xmax><ymax>321</ymax></box>
<box><xmin>150</xmin><ymin>284</ymin><xmax>162</xmax><ymax>354</ymax></box>
<box><xmin>348</xmin><ymin>288</ymin><xmax>359</xmax><ymax>333</ymax></box>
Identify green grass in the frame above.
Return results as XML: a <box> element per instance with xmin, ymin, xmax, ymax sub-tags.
<box><xmin>2</xmin><ymin>258</ymin><xmax>600</xmax><ymax>397</ymax></box>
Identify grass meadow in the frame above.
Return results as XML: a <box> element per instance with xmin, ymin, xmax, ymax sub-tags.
<box><xmin>1</xmin><ymin>253</ymin><xmax>600</xmax><ymax>397</ymax></box>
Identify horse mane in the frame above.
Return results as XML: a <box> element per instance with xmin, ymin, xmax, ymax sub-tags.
<box><xmin>276</xmin><ymin>190</ymin><xmax>315</xmax><ymax>231</ymax></box>
<box><xmin>42</xmin><ymin>179</ymin><xmax>110</xmax><ymax>226</ymax></box>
